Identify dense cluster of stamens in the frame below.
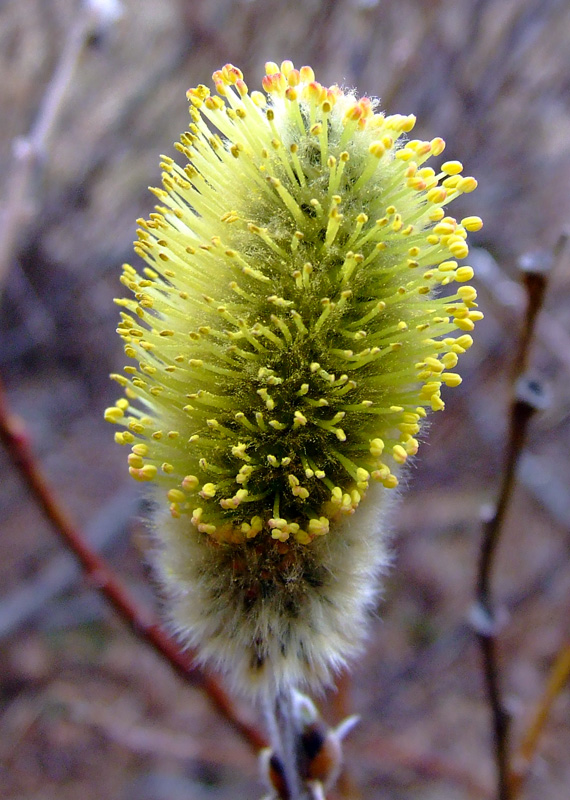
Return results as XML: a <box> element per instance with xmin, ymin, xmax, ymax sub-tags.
<box><xmin>107</xmin><ymin>60</ymin><xmax>482</xmax><ymax>548</ymax></box>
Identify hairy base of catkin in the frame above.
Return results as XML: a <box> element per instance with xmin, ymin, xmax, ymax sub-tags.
<box><xmin>154</xmin><ymin>482</ymin><xmax>394</xmax><ymax>698</ymax></box>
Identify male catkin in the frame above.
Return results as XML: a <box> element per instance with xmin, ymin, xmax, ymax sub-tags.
<box><xmin>106</xmin><ymin>61</ymin><xmax>482</xmax><ymax>696</ymax></box>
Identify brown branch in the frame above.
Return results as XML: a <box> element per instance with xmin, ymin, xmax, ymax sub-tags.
<box><xmin>471</xmin><ymin>238</ymin><xmax>565</xmax><ymax>800</ymax></box>
<box><xmin>508</xmin><ymin>640</ymin><xmax>570</xmax><ymax>798</ymax></box>
<box><xmin>0</xmin><ymin>376</ymin><xmax>266</xmax><ymax>753</ymax></box>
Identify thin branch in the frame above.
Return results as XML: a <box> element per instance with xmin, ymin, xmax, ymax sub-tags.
<box><xmin>474</xmin><ymin>380</ymin><xmax>545</xmax><ymax>800</ymax></box>
<box><xmin>471</xmin><ymin>237</ymin><xmax>564</xmax><ymax>800</ymax></box>
<box><xmin>0</xmin><ymin>7</ymin><xmax>97</xmax><ymax>290</ymax></box>
<box><xmin>509</xmin><ymin>640</ymin><xmax>570</xmax><ymax>798</ymax></box>
<box><xmin>0</xmin><ymin>376</ymin><xmax>266</xmax><ymax>753</ymax></box>
<box><xmin>514</xmin><ymin>234</ymin><xmax>567</xmax><ymax>377</ymax></box>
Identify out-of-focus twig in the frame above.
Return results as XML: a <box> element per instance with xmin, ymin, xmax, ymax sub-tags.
<box><xmin>471</xmin><ymin>236</ymin><xmax>567</xmax><ymax>800</ymax></box>
<box><xmin>513</xmin><ymin>235</ymin><xmax>567</xmax><ymax>377</ymax></box>
<box><xmin>0</xmin><ymin>7</ymin><xmax>96</xmax><ymax>290</ymax></box>
<box><xmin>509</xmin><ymin>640</ymin><xmax>570</xmax><ymax>798</ymax></box>
<box><xmin>0</xmin><ymin>377</ymin><xmax>266</xmax><ymax>753</ymax></box>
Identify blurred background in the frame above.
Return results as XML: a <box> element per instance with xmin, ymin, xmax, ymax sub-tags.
<box><xmin>1</xmin><ymin>0</ymin><xmax>569</xmax><ymax>798</ymax></box>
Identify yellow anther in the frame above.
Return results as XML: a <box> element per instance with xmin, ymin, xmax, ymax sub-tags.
<box><xmin>433</xmin><ymin>222</ymin><xmax>456</xmax><ymax>236</ymax></box>
<box><xmin>251</xmin><ymin>91</ymin><xmax>266</xmax><ymax>106</ymax></box>
<box><xmin>405</xmin><ymin>438</ymin><xmax>419</xmax><ymax>455</ymax></box>
<box><xmin>457</xmin><ymin>286</ymin><xmax>477</xmax><ymax>304</ymax></box>
<box><xmin>371</xmin><ymin>464</ymin><xmax>389</xmax><ymax>480</ymax></box>
<box><xmin>396</xmin><ymin>148</ymin><xmax>415</xmax><ymax>162</ymax></box>
<box><xmin>104</xmin><ymin>406</ymin><xmax>124</xmax><ymax>423</ymax></box>
<box><xmin>129</xmin><ymin>464</ymin><xmax>157</xmax><ymax>482</ymax></box>
<box><xmin>168</xmin><ymin>489</ymin><xmax>186</xmax><ymax>503</ymax></box>
<box><xmin>456</xmin><ymin>266</ymin><xmax>474</xmax><ymax>282</ymax></box>
<box><xmin>198</xmin><ymin>524</ymin><xmax>217</xmax><ymax>536</ymax></box>
<box><xmin>441</xmin><ymin>352</ymin><xmax>458</xmax><ymax>369</ymax></box>
<box><xmin>232</xmin><ymin>442</ymin><xmax>251</xmax><ymax>461</ymax></box>
<box><xmin>441</xmin><ymin>160</ymin><xmax>463</xmax><ymax>175</ymax></box>
<box><xmin>455</xmin><ymin>318</ymin><xmax>475</xmax><ymax>331</ymax></box>
<box><xmin>457</xmin><ymin>176</ymin><xmax>478</xmax><ymax>193</ymax></box>
<box><xmin>442</xmin><ymin>175</ymin><xmax>460</xmax><ymax>189</ymax></box>
<box><xmin>430</xmin><ymin>137</ymin><xmax>446</xmax><ymax>156</ymax></box>
<box><xmin>392</xmin><ymin>445</ymin><xmax>408</xmax><ymax>464</ymax></box>
<box><xmin>331</xmin><ymin>487</ymin><xmax>343</xmax><ymax>505</ymax></box>
<box><xmin>401</xmin><ymin>114</ymin><xmax>416</xmax><ymax>132</ymax></box>
<box><xmin>200</xmin><ymin>483</ymin><xmax>217</xmax><ymax>499</ymax></box>
<box><xmin>441</xmin><ymin>372</ymin><xmax>462</xmax><ymax>387</ymax></box>
<box><xmin>449</xmin><ymin>241</ymin><xmax>469</xmax><ymax>259</ymax></box>
<box><xmin>308</xmin><ymin>517</ymin><xmax>330</xmax><ymax>536</ymax></box>
<box><xmin>429</xmin><ymin>207</ymin><xmax>445</xmax><ymax>221</ymax></box>
<box><xmin>294</xmin><ymin>410</ymin><xmax>308</xmax><ymax>427</ymax></box>
<box><xmin>242</xmin><ymin>516</ymin><xmax>263</xmax><ymax>538</ymax></box>
<box><xmin>427</xmin><ymin>187</ymin><xmax>447</xmax><ymax>204</ymax></box>
<box><xmin>461</xmin><ymin>215</ymin><xmax>483</xmax><ymax>232</ymax></box>
<box><xmin>456</xmin><ymin>334</ymin><xmax>474</xmax><ymax>349</ymax></box>
<box><xmin>369</xmin><ymin>141</ymin><xmax>385</xmax><ymax>158</ymax></box>
<box><xmin>287</xmin><ymin>69</ymin><xmax>301</xmax><ymax>88</ymax></box>
<box><xmin>424</xmin><ymin>356</ymin><xmax>443</xmax><ymax>372</ymax></box>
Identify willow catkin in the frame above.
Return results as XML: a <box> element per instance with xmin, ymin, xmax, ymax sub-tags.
<box><xmin>106</xmin><ymin>61</ymin><xmax>482</xmax><ymax>697</ymax></box>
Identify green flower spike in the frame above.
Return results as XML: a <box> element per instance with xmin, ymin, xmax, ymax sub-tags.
<box><xmin>106</xmin><ymin>61</ymin><xmax>482</xmax><ymax>697</ymax></box>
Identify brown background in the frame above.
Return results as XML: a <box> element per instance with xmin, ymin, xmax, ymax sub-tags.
<box><xmin>1</xmin><ymin>0</ymin><xmax>569</xmax><ymax>798</ymax></box>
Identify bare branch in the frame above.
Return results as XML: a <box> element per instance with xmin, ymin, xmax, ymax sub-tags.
<box><xmin>509</xmin><ymin>641</ymin><xmax>570</xmax><ymax>798</ymax></box>
<box><xmin>471</xmin><ymin>235</ymin><xmax>567</xmax><ymax>800</ymax></box>
<box><xmin>0</xmin><ymin>376</ymin><xmax>266</xmax><ymax>753</ymax></box>
<box><xmin>0</xmin><ymin>7</ymin><xmax>97</xmax><ymax>290</ymax></box>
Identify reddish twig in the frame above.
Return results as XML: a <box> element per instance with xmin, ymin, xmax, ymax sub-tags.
<box><xmin>0</xmin><ymin>377</ymin><xmax>266</xmax><ymax>752</ymax></box>
<box><xmin>471</xmin><ymin>238</ymin><xmax>566</xmax><ymax>800</ymax></box>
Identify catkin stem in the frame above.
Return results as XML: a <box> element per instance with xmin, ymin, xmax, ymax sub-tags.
<box><xmin>266</xmin><ymin>690</ymin><xmax>309</xmax><ymax>800</ymax></box>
